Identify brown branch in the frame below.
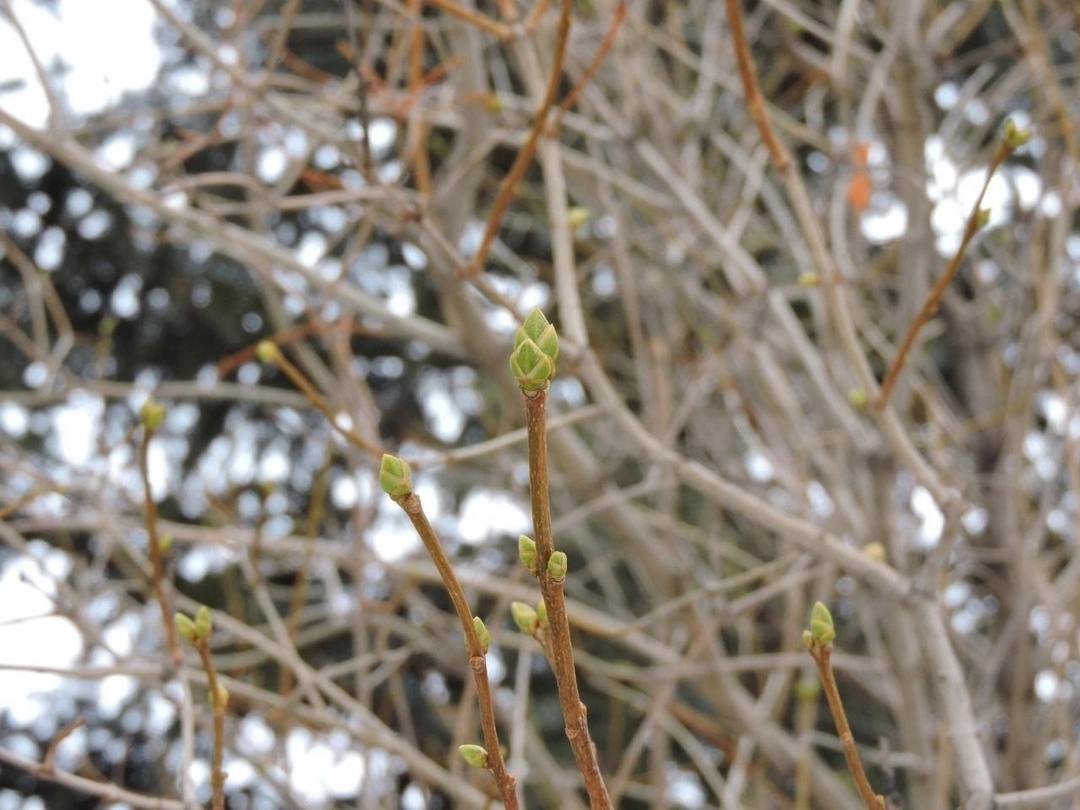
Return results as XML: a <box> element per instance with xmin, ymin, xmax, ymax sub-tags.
<box><xmin>805</xmin><ymin>611</ymin><xmax>885</xmax><ymax>810</ymax></box>
<box><xmin>875</xmin><ymin>140</ymin><xmax>1012</xmax><ymax>408</ymax></box>
<box><xmin>138</xmin><ymin>409</ymin><xmax>181</xmax><ymax>669</ymax></box>
<box><xmin>424</xmin><ymin>0</ymin><xmax>515</xmax><ymax>40</ymax></box>
<box><xmin>725</xmin><ymin>0</ymin><xmax>791</xmax><ymax>172</ymax></box>
<box><xmin>194</xmin><ymin>639</ymin><xmax>229</xmax><ymax>810</ymax></box>
<box><xmin>553</xmin><ymin>2</ymin><xmax>627</xmax><ymax>127</ymax></box>
<box><xmin>462</xmin><ymin>0</ymin><xmax>574</xmax><ymax>278</ymax></box>
<box><xmin>523</xmin><ymin>387</ymin><xmax>613</xmax><ymax>809</ymax></box>
<box><xmin>392</xmin><ymin>492</ymin><xmax>519</xmax><ymax>809</ymax></box>
<box><xmin>257</xmin><ymin>341</ymin><xmax>385</xmax><ymax>458</ymax></box>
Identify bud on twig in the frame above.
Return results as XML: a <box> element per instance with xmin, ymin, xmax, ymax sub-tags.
<box><xmin>567</xmin><ymin>206</ymin><xmax>590</xmax><ymax>230</ymax></box>
<box><xmin>804</xmin><ymin>601</ymin><xmax>836</xmax><ymax>651</ymax></box>
<box><xmin>546</xmin><ymin>550</ymin><xmax>568</xmax><ymax>581</ymax></box>
<box><xmin>472</xmin><ymin>616</ymin><xmax>491</xmax><ymax>653</ymax></box>
<box><xmin>378</xmin><ymin>454</ymin><xmax>413</xmax><ymax>499</ymax></box>
<box><xmin>214</xmin><ymin>682</ymin><xmax>229</xmax><ymax>707</ymax></box>
<box><xmin>509</xmin><ymin>339</ymin><xmax>555</xmax><ymax>391</ymax></box>
<box><xmin>255</xmin><ymin>340</ymin><xmax>280</xmax><ymax>363</ymax></box>
<box><xmin>194</xmin><ymin>605</ymin><xmax>213</xmax><ymax>641</ymax></box>
<box><xmin>511</xmin><ymin>601</ymin><xmax>539</xmax><ymax>635</ymax></box>
<box><xmin>863</xmin><ymin>542</ymin><xmax>886</xmax><ymax>562</ymax></box>
<box><xmin>458</xmin><ymin>744</ymin><xmax>489</xmax><ymax>769</ymax></box>
<box><xmin>510</xmin><ymin>309</ymin><xmax>559</xmax><ymax>390</ymax></box>
<box><xmin>158</xmin><ymin>534</ymin><xmax>174</xmax><ymax>554</ymax></box>
<box><xmin>847</xmin><ymin>387</ymin><xmax>868</xmax><ymax>410</ymax></box>
<box><xmin>536</xmin><ymin>598</ymin><xmax>547</xmax><ymax>627</ymax></box>
<box><xmin>174</xmin><ymin>613</ymin><xmax>196</xmax><ymax>643</ymax></box>
<box><xmin>139</xmin><ymin>399</ymin><xmax>166</xmax><ymax>431</ymax></box>
<box><xmin>518</xmin><ymin>535</ymin><xmax>537</xmax><ymax>573</ymax></box>
<box><xmin>1003</xmin><ymin>118</ymin><xmax>1031</xmax><ymax>149</ymax></box>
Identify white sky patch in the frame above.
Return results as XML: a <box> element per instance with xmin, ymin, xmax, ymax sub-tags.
<box><xmin>0</xmin><ymin>553</ymin><xmax>83</xmax><ymax>713</ymax></box>
<box><xmin>0</xmin><ymin>0</ymin><xmax>162</xmax><ymax>128</ymax></box>
<box><xmin>861</xmin><ymin>196</ymin><xmax>908</xmax><ymax>244</ymax></box>
<box><xmin>458</xmin><ymin>489</ymin><xmax>529</xmax><ymax>545</ymax></box>
<box><xmin>286</xmin><ymin>728</ymin><xmax>366</xmax><ymax>803</ymax></box>
<box><xmin>50</xmin><ymin>389</ymin><xmax>105</xmax><ymax>467</ymax></box>
<box><xmin>911</xmin><ymin>485</ymin><xmax>944</xmax><ymax>547</ymax></box>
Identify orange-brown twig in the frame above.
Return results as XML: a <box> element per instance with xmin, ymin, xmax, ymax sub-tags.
<box><xmin>381</xmin><ymin>462</ymin><xmax>518</xmax><ymax>809</ymax></box>
<box><xmin>256</xmin><ymin>341</ymin><xmax>385</xmax><ymax>459</ymax></box>
<box><xmin>807</xmin><ymin>644</ymin><xmax>885</xmax><ymax>809</ymax></box>
<box><xmin>553</xmin><ymin>2</ymin><xmax>626</xmax><ymax>129</ymax></box>
<box><xmin>875</xmin><ymin>140</ymin><xmax>1013</xmax><ymax>408</ymax></box>
<box><xmin>725</xmin><ymin>0</ymin><xmax>791</xmax><ymax>172</ymax></box>
<box><xmin>424</xmin><ymin>0</ymin><xmax>515</xmax><ymax>40</ymax></box>
<box><xmin>138</xmin><ymin>403</ymin><xmax>182</xmax><ymax>669</ymax></box>
<box><xmin>523</xmin><ymin>388</ymin><xmax>613</xmax><ymax>809</ymax></box>
<box><xmin>462</xmin><ymin>0</ymin><xmax>573</xmax><ymax>278</ymax></box>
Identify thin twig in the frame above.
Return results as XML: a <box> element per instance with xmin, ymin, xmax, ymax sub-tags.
<box><xmin>553</xmin><ymin>2</ymin><xmax>627</xmax><ymax>128</ymax></box>
<box><xmin>259</xmin><ymin>341</ymin><xmax>385</xmax><ymax>458</ymax></box>
<box><xmin>875</xmin><ymin>140</ymin><xmax>1012</xmax><ymax>408</ymax></box>
<box><xmin>391</xmin><ymin>491</ymin><xmax>519</xmax><ymax>808</ymax></box>
<box><xmin>462</xmin><ymin>0</ymin><xmax>573</xmax><ymax>277</ymax></box>
<box><xmin>806</xmin><ymin>639</ymin><xmax>885</xmax><ymax>810</ymax></box>
<box><xmin>523</xmin><ymin>387</ymin><xmax>613</xmax><ymax>809</ymax></box>
<box><xmin>138</xmin><ymin>412</ymin><xmax>182</xmax><ymax>669</ymax></box>
<box><xmin>725</xmin><ymin>0</ymin><xmax>791</xmax><ymax>172</ymax></box>
<box><xmin>194</xmin><ymin>639</ymin><xmax>229</xmax><ymax>810</ymax></box>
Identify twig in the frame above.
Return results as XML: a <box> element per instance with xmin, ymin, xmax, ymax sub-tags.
<box><xmin>0</xmin><ymin>747</ymin><xmax>184</xmax><ymax>810</ymax></box>
<box><xmin>137</xmin><ymin>400</ymin><xmax>181</xmax><ymax>669</ymax></box>
<box><xmin>510</xmin><ymin>310</ymin><xmax>613</xmax><ymax>808</ymax></box>
<box><xmin>256</xmin><ymin>340</ymin><xmax>385</xmax><ymax>458</ymax></box>
<box><xmin>553</xmin><ymin>2</ymin><xmax>627</xmax><ymax>128</ymax></box>
<box><xmin>804</xmin><ymin>603</ymin><xmax>885</xmax><ymax>810</ymax></box>
<box><xmin>462</xmin><ymin>0</ymin><xmax>573</xmax><ymax>277</ymax></box>
<box><xmin>875</xmin><ymin>136</ymin><xmax>1018</xmax><ymax>408</ymax></box>
<box><xmin>724</xmin><ymin>0</ymin><xmax>791</xmax><ymax>172</ymax></box>
<box><xmin>379</xmin><ymin>456</ymin><xmax>519</xmax><ymax>808</ymax></box>
<box><xmin>424</xmin><ymin>0</ymin><xmax>515</xmax><ymax>40</ymax></box>
<box><xmin>176</xmin><ymin>608</ymin><xmax>229</xmax><ymax>810</ymax></box>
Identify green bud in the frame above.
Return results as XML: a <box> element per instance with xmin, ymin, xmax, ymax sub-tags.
<box><xmin>546</xmin><ymin>550</ymin><xmax>568</xmax><ymax>581</ymax></box>
<box><xmin>518</xmin><ymin>535</ymin><xmax>537</xmax><ymax>572</ymax></box>
<box><xmin>797</xmin><ymin>271</ymin><xmax>820</xmax><ymax>288</ymax></box>
<box><xmin>795</xmin><ymin>675</ymin><xmax>820</xmax><ymax>701</ymax></box>
<box><xmin>536</xmin><ymin>598</ymin><xmax>547</xmax><ymax>626</ymax></box>
<box><xmin>214</xmin><ymin>682</ymin><xmax>230</xmax><ymax>707</ymax></box>
<box><xmin>1004</xmin><ymin>119</ymin><xmax>1031</xmax><ymax>149</ymax></box>
<box><xmin>808</xmin><ymin>601</ymin><xmax>835</xmax><ymax>647</ymax></box>
<box><xmin>139</xmin><ymin>399</ymin><xmax>166</xmax><ymax>431</ymax></box>
<box><xmin>194</xmin><ymin>605</ymin><xmax>213</xmax><ymax>640</ymax></box>
<box><xmin>378</xmin><ymin>454</ymin><xmax>413</xmax><ymax>499</ymax></box>
<box><xmin>158</xmin><ymin>534</ymin><xmax>174</xmax><ymax>554</ymax></box>
<box><xmin>802</xmin><ymin>629</ymin><xmax>814</xmax><ymax>649</ymax></box>
<box><xmin>458</xmin><ymin>744</ymin><xmax>489</xmax><ymax>769</ymax></box>
<box><xmin>472</xmin><ymin>616</ymin><xmax>491</xmax><ymax>653</ymax></box>
<box><xmin>863</xmin><ymin>542</ymin><xmax>886</xmax><ymax>562</ymax></box>
<box><xmin>255</xmin><ymin>340</ymin><xmax>280</xmax><ymax>363</ymax></box>
<box><xmin>847</xmin><ymin>387</ymin><xmax>868</xmax><ymax>409</ymax></box>
<box><xmin>514</xmin><ymin>308</ymin><xmax>558</xmax><ymax>362</ymax></box>
<box><xmin>567</xmin><ymin>206</ymin><xmax>590</xmax><ymax>230</ymax></box>
<box><xmin>509</xmin><ymin>338</ymin><xmax>555</xmax><ymax>391</ymax></box>
<box><xmin>511</xmin><ymin>601</ymin><xmax>539</xmax><ymax>634</ymax></box>
<box><xmin>975</xmin><ymin>208</ymin><xmax>991</xmax><ymax>229</ymax></box>
<box><xmin>174</xmin><ymin>613</ymin><xmax>196</xmax><ymax>643</ymax></box>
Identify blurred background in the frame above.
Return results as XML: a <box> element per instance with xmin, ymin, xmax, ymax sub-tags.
<box><xmin>0</xmin><ymin>0</ymin><xmax>1078</xmax><ymax>808</ymax></box>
